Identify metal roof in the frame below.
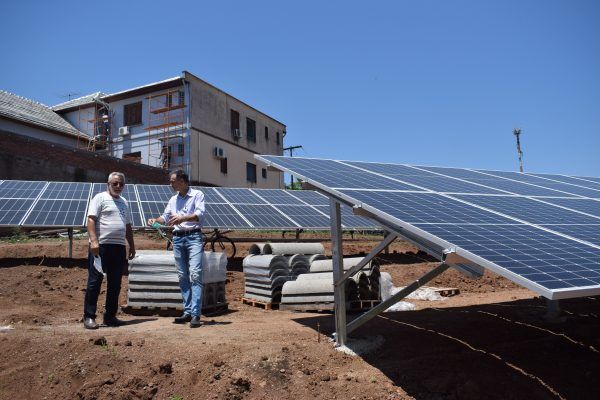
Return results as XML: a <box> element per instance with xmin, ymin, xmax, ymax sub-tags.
<box><xmin>0</xmin><ymin>90</ymin><xmax>87</xmax><ymax>140</ymax></box>
<box><xmin>51</xmin><ymin>92</ymin><xmax>107</xmax><ymax>112</ymax></box>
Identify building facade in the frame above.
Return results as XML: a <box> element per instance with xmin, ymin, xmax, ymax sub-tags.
<box><xmin>53</xmin><ymin>71</ymin><xmax>286</xmax><ymax>188</ymax></box>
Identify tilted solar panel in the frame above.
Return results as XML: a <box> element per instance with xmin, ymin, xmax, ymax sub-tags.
<box><xmin>22</xmin><ymin>182</ymin><xmax>92</xmax><ymax>227</ymax></box>
<box><xmin>475</xmin><ymin>169</ymin><xmax>600</xmax><ymax>198</ymax></box>
<box><xmin>257</xmin><ymin>155</ymin><xmax>600</xmax><ymax>299</ymax></box>
<box><xmin>527</xmin><ymin>173</ymin><xmax>600</xmax><ymax>192</ymax></box>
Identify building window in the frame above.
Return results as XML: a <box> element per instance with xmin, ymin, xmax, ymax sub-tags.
<box><xmin>276</xmin><ymin>131</ymin><xmax>280</xmax><ymax>145</ymax></box>
<box><xmin>220</xmin><ymin>158</ymin><xmax>228</xmax><ymax>174</ymax></box>
<box><xmin>246</xmin><ymin>162</ymin><xmax>257</xmax><ymax>183</ymax></box>
<box><xmin>264</xmin><ymin>126</ymin><xmax>269</xmax><ymax>141</ymax></box>
<box><xmin>246</xmin><ymin>118</ymin><xmax>256</xmax><ymax>143</ymax></box>
<box><xmin>262</xmin><ymin>168</ymin><xmax>267</xmax><ymax>179</ymax></box>
<box><xmin>178</xmin><ymin>143</ymin><xmax>184</xmax><ymax>156</ymax></box>
<box><xmin>167</xmin><ymin>90</ymin><xmax>185</xmax><ymax>108</ymax></box>
<box><xmin>123</xmin><ymin>102</ymin><xmax>142</xmax><ymax>126</ymax></box>
<box><xmin>123</xmin><ymin>151</ymin><xmax>141</xmax><ymax>163</ymax></box>
<box><xmin>161</xmin><ymin>145</ymin><xmax>172</xmax><ymax>169</ymax></box>
<box><xmin>230</xmin><ymin>109</ymin><xmax>240</xmax><ymax>137</ymax></box>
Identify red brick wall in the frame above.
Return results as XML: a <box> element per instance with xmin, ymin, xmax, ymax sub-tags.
<box><xmin>0</xmin><ymin>130</ymin><xmax>169</xmax><ymax>184</ymax></box>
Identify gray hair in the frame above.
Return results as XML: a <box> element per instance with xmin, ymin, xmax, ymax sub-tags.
<box><xmin>108</xmin><ymin>172</ymin><xmax>126</xmax><ymax>183</ymax></box>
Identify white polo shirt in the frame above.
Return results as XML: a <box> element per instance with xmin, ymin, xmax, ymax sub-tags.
<box><xmin>88</xmin><ymin>192</ymin><xmax>131</xmax><ymax>245</ymax></box>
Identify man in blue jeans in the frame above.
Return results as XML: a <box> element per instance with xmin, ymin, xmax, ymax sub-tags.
<box><xmin>147</xmin><ymin>170</ymin><xmax>205</xmax><ymax>328</ymax></box>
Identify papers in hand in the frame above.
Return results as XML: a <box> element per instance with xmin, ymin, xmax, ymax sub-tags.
<box><xmin>93</xmin><ymin>256</ymin><xmax>106</xmax><ymax>276</ymax></box>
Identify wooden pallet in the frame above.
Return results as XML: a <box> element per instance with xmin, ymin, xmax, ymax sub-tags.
<box><xmin>423</xmin><ymin>286</ymin><xmax>460</xmax><ymax>297</ymax></box>
<box><xmin>242</xmin><ymin>297</ymin><xmax>278</xmax><ymax>310</ymax></box>
<box><xmin>349</xmin><ymin>299</ymin><xmax>381</xmax><ymax>311</ymax></box>
<box><xmin>122</xmin><ymin>302</ymin><xmax>229</xmax><ymax>317</ymax></box>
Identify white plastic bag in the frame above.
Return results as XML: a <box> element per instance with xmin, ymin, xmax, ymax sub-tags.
<box><xmin>93</xmin><ymin>256</ymin><xmax>106</xmax><ymax>276</ymax></box>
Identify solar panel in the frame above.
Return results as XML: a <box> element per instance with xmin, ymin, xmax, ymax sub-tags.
<box><xmin>275</xmin><ymin>205</ymin><xmax>331</xmax><ymax>228</ymax></box>
<box><xmin>217</xmin><ymin>188</ymin><xmax>268</xmax><ymax>204</ymax></box>
<box><xmin>287</xmin><ymin>190</ymin><xmax>330</xmax><ymax>205</ymax></box>
<box><xmin>257</xmin><ymin>155</ymin><xmax>600</xmax><ymax>299</ymax></box>
<box><xmin>136</xmin><ymin>184</ymin><xmax>174</xmax><ymax>202</ymax></box>
<box><xmin>192</xmin><ymin>187</ymin><xmax>225</xmax><ymax>204</ymax></box>
<box><xmin>250</xmin><ymin>189</ymin><xmax>304</xmax><ymax>205</ymax></box>
<box><xmin>346</xmin><ymin>161</ymin><xmax>507</xmax><ymax>194</ymax></box>
<box><xmin>575</xmin><ymin>176</ymin><xmax>600</xmax><ymax>185</ymax></box>
<box><xmin>416</xmin><ymin>165</ymin><xmax>579</xmax><ymax>197</ymax></box>
<box><xmin>475</xmin><ymin>169</ymin><xmax>600</xmax><ymax>198</ymax></box>
<box><xmin>0</xmin><ymin>180</ymin><xmax>46</xmax><ymax>199</ymax></box>
<box><xmin>233</xmin><ymin>204</ymin><xmax>298</xmax><ymax>228</ymax></box>
<box><xmin>339</xmin><ymin>190</ymin><xmax>514</xmax><ymax>224</ymax></box>
<box><xmin>540</xmin><ymin>198</ymin><xmax>600</xmax><ymax>218</ymax></box>
<box><xmin>528</xmin><ymin>173</ymin><xmax>600</xmax><ymax>191</ymax></box>
<box><xmin>257</xmin><ymin>157</ymin><xmax>420</xmax><ymax>190</ymax></box>
<box><xmin>204</xmin><ymin>203</ymin><xmax>251</xmax><ymax>229</ymax></box>
<box><xmin>21</xmin><ymin>182</ymin><xmax>92</xmax><ymax>227</ymax></box>
<box><xmin>0</xmin><ymin>199</ymin><xmax>35</xmax><ymax>226</ymax></box>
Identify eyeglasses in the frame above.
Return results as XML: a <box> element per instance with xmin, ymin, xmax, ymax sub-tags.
<box><xmin>109</xmin><ymin>182</ymin><xmax>124</xmax><ymax>187</ymax></box>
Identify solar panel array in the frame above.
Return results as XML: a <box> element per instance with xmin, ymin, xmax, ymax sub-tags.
<box><xmin>256</xmin><ymin>155</ymin><xmax>600</xmax><ymax>300</ymax></box>
<box><xmin>0</xmin><ymin>180</ymin><xmax>377</xmax><ymax>230</ymax></box>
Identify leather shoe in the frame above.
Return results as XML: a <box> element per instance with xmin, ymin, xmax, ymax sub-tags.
<box><xmin>190</xmin><ymin>316</ymin><xmax>202</xmax><ymax>328</ymax></box>
<box><xmin>103</xmin><ymin>317</ymin><xmax>126</xmax><ymax>327</ymax></box>
<box><xmin>84</xmin><ymin>317</ymin><xmax>98</xmax><ymax>330</ymax></box>
<box><xmin>173</xmin><ymin>314</ymin><xmax>192</xmax><ymax>324</ymax></box>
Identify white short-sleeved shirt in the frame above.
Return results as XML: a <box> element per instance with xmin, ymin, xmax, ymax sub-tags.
<box><xmin>161</xmin><ymin>188</ymin><xmax>205</xmax><ymax>232</ymax></box>
<box><xmin>88</xmin><ymin>192</ymin><xmax>131</xmax><ymax>245</ymax></box>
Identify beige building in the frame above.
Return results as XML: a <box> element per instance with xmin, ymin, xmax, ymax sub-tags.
<box><xmin>53</xmin><ymin>71</ymin><xmax>286</xmax><ymax>188</ymax></box>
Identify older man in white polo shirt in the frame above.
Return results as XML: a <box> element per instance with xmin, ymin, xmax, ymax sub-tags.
<box><xmin>147</xmin><ymin>170</ymin><xmax>205</xmax><ymax>328</ymax></box>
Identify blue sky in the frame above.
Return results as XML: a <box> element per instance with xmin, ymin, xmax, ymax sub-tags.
<box><xmin>1</xmin><ymin>0</ymin><xmax>599</xmax><ymax>176</ymax></box>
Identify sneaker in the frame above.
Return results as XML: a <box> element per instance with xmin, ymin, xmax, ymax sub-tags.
<box><xmin>103</xmin><ymin>317</ymin><xmax>126</xmax><ymax>327</ymax></box>
<box><xmin>190</xmin><ymin>316</ymin><xmax>202</xmax><ymax>328</ymax></box>
<box><xmin>173</xmin><ymin>314</ymin><xmax>192</xmax><ymax>324</ymax></box>
<box><xmin>84</xmin><ymin>317</ymin><xmax>98</xmax><ymax>330</ymax></box>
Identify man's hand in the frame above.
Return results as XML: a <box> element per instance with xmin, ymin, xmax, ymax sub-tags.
<box><xmin>90</xmin><ymin>240</ymin><xmax>100</xmax><ymax>256</ymax></box>
<box><xmin>128</xmin><ymin>247</ymin><xmax>136</xmax><ymax>260</ymax></box>
<box><xmin>147</xmin><ymin>218</ymin><xmax>156</xmax><ymax>226</ymax></box>
<box><xmin>168</xmin><ymin>215</ymin><xmax>185</xmax><ymax>226</ymax></box>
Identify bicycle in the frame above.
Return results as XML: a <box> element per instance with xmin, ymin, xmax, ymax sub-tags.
<box><xmin>152</xmin><ymin>223</ymin><xmax>236</xmax><ymax>259</ymax></box>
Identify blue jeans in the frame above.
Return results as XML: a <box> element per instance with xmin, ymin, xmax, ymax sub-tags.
<box><xmin>172</xmin><ymin>232</ymin><xmax>204</xmax><ymax>317</ymax></box>
<box><xmin>84</xmin><ymin>244</ymin><xmax>126</xmax><ymax>319</ymax></box>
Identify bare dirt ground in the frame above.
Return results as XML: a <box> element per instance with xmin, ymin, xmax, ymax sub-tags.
<box><xmin>1</xmin><ymin>232</ymin><xmax>599</xmax><ymax>400</ymax></box>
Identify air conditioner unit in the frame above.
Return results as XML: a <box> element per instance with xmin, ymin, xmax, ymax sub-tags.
<box><xmin>213</xmin><ymin>146</ymin><xmax>225</xmax><ymax>159</ymax></box>
<box><xmin>232</xmin><ymin>128</ymin><xmax>242</xmax><ymax>139</ymax></box>
<box><xmin>118</xmin><ymin>126</ymin><xmax>130</xmax><ymax>136</ymax></box>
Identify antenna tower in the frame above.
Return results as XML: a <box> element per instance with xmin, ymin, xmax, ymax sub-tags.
<box><xmin>513</xmin><ymin>128</ymin><xmax>524</xmax><ymax>172</ymax></box>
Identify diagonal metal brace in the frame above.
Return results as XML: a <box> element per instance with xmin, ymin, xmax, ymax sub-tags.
<box><xmin>346</xmin><ymin>262</ymin><xmax>451</xmax><ymax>335</ymax></box>
<box><xmin>334</xmin><ymin>233</ymin><xmax>398</xmax><ymax>287</ymax></box>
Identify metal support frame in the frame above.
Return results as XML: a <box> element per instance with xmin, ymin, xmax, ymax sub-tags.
<box><xmin>67</xmin><ymin>227</ymin><xmax>73</xmax><ymax>258</ymax></box>
<box><xmin>329</xmin><ymin>199</ymin><xmax>347</xmax><ymax>346</ymax></box>
<box><xmin>346</xmin><ymin>262</ymin><xmax>450</xmax><ymax>336</ymax></box>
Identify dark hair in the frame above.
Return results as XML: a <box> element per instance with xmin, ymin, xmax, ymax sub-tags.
<box><xmin>171</xmin><ymin>169</ymin><xmax>189</xmax><ymax>184</ymax></box>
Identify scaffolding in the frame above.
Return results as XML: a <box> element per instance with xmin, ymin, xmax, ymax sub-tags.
<box><xmin>75</xmin><ymin>98</ymin><xmax>113</xmax><ymax>153</ymax></box>
<box><xmin>146</xmin><ymin>89</ymin><xmax>189</xmax><ymax>172</ymax></box>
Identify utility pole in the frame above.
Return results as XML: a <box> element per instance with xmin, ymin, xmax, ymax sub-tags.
<box><xmin>513</xmin><ymin>128</ymin><xmax>524</xmax><ymax>173</ymax></box>
<box><xmin>284</xmin><ymin>145</ymin><xmax>303</xmax><ymax>188</ymax></box>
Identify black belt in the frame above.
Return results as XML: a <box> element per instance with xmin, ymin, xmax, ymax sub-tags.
<box><xmin>172</xmin><ymin>229</ymin><xmax>202</xmax><ymax>237</ymax></box>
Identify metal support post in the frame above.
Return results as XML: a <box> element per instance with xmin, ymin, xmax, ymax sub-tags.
<box><xmin>329</xmin><ymin>199</ymin><xmax>347</xmax><ymax>346</ymax></box>
<box><xmin>68</xmin><ymin>228</ymin><xmax>73</xmax><ymax>258</ymax></box>
<box><xmin>346</xmin><ymin>262</ymin><xmax>450</xmax><ymax>335</ymax></box>
<box><xmin>545</xmin><ymin>299</ymin><xmax>561</xmax><ymax>320</ymax></box>
<box><xmin>383</xmin><ymin>230</ymin><xmax>390</xmax><ymax>254</ymax></box>
<box><xmin>335</xmin><ymin>233</ymin><xmax>398</xmax><ymax>287</ymax></box>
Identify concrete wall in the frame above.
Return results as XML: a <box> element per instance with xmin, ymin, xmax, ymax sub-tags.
<box><xmin>194</xmin><ymin>130</ymin><xmax>283</xmax><ymax>188</ymax></box>
<box><xmin>185</xmin><ymin>73</ymin><xmax>285</xmax><ymax>187</ymax></box>
<box><xmin>0</xmin><ymin>117</ymin><xmax>81</xmax><ymax>147</ymax></box>
<box><xmin>0</xmin><ymin>130</ymin><xmax>169</xmax><ymax>183</ymax></box>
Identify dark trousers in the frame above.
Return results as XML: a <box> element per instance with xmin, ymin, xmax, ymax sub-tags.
<box><xmin>83</xmin><ymin>244</ymin><xmax>126</xmax><ymax>319</ymax></box>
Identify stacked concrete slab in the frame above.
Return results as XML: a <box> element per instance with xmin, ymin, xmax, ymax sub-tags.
<box><xmin>243</xmin><ymin>243</ymin><xmax>326</xmax><ymax>305</ymax></box>
<box><xmin>125</xmin><ymin>249</ymin><xmax>228</xmax><ymax>315</ymax></box>
<box><xmin>279</xmin><ymin>257</ymin><xmax>381</xmax><ymax>312</ymax></box>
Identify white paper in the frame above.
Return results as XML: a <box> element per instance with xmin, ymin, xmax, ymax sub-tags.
<box><xmin>93</xmin><ymin>256</ymin><xmax>106</xmax><ymax>276</ymax></box>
